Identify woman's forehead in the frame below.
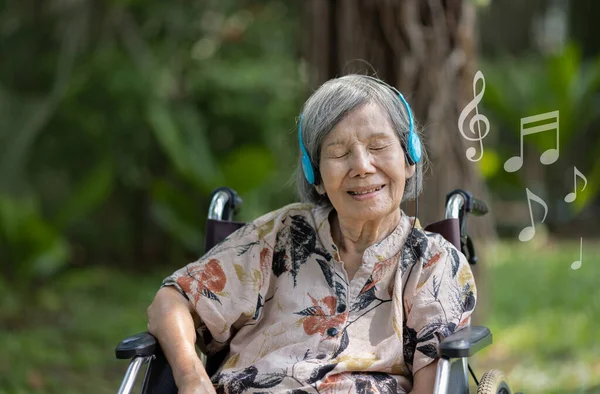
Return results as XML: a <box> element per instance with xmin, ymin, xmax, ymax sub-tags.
<box><xmin>324</xmin><ymin>104</ymin><xmax>395</xmax><ymax>145</ymax></box>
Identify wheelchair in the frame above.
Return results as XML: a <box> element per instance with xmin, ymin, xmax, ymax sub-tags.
<box><xmin>115</xmin><ymin>187</ymin><xmax>517</xmax><ymax>394</ymax></box>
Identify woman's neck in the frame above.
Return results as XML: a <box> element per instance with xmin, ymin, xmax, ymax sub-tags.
<box><xmin>331</xmin><ymin>209</ymin><xmax>402</xmax><ymax>256</ymax></box>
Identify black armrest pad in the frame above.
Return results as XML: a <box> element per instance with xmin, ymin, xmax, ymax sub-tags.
<box><xmin>438</xmin><ymin>326</ymin><xmax>492</xmax><ymax>358</ymax></box>
<box><xmin>115</xmin><ymin>331</ymin><xmax>157</xmax><ymax>359</ymax></box>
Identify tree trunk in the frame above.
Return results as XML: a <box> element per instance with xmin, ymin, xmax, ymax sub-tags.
<box><xmin>303</xmin><ymin>0</ymin><xmax>496</xmax><ymax>241</ymax></box>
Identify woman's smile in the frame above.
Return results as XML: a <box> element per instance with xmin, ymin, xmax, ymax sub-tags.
<box><xmin>347</xmin><ymin>184</ymin><xmax>386</xmax><ymax>200</ymax></box>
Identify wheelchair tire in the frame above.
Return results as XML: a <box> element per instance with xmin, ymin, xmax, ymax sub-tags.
<box><xmin>476</xmin><ymin>369</ymin><xmax>511</xmax><ymax>394</ymax></box>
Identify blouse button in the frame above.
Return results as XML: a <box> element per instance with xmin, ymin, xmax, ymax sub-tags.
<box><xmin>326</xmin><ymin>327</ymin><xmax>339</xmax><ymax>337</ymax></box>
<box><xmin>336</xmin><ymin>304</ymin><xmax>346</xmax><ymax>313</ymax></box>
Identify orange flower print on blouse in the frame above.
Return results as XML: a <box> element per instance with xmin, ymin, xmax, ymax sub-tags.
<box><xmin>179</xmin><ymin>259</ymin><xmax>227</xmax><ymax>305</ymax></box>
<box><xmin>360</xmin><ymin>257</ymin><xmax>396</xmax><ymax>295</ymax></box>
<box><xmin>319</xmin><ymin>373</ymin><xmax>347</xmax><ymax>393</ymax></box>
<box><xmin>296</xmin><ymin>294</ymin><xmax>348</xmax><ymax>336</ymax></box>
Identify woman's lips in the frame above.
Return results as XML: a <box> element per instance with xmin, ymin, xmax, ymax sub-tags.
<box><xmin>347</xmin><ymin>185</ymin><xmax>385</xmax><ymax>201</ymax></box>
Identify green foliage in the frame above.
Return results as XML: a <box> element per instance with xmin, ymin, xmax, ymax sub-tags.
<box><xmin>481</xmin><ymin>44</ymin><xmax>600</xmax><ymax>213</ymax></box>
<box><xmin>221</xmin><ymin>145</ymin><xmax>275</xmax><ymax>194</ymax></box>
<box><xmin>53</xmin><ymin>160</ymin><xmax>116</xmax><ymax>229</ymax></box>
<box><xmin>0</xmin><ymin>0</ymin><xmax>304</xmax><ymax>296</ymax></box>
<box><xmin>147</xmin><ymin>100</ymin><xmax>224</xmax><ymax>192</ymax></box>
<box><xmin>0</xmin><ymin>194</ymin><xmax>70</xmax><ymax>320</ymax></box>
<box><xmin>0</xmin><ymin>195</ymin><xmax>69</xmax><ymax>283</ymax></box>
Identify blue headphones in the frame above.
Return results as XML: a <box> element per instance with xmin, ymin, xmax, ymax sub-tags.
<box><xmin>298</xmin><ymin>81</ymin><xmax>422</xmax><ymax>185</ymax></box>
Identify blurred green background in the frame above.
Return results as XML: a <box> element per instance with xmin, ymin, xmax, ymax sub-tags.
<box><xmin>1</xmin><ymin>0</ymin><xmax>599</xmax><ymax>393</ymax></box>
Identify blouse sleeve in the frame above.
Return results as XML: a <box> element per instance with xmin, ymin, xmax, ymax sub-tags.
<box><xmin>403</xmin><ymin>232</ymin><xmax>477</xmax><ymax>374</ymax></box>
<box><xmin>161</xmin><ymin>217</ymin><xmax>276</xmax><ymax>355</ymax></box>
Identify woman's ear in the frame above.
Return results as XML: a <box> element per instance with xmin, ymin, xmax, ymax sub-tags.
<box><xmin>315</xmin><ymin>184</ymin><xmax>326</xmax><ymax>195</ymax></box>
<box><xmin>405</xmin><ymin>164</ymin><xmax>416</xmax><ymax>179</ymax></box>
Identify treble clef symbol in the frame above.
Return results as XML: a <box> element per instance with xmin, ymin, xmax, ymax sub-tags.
<box><xmin>458</xmin><ymin>70</ymin><xmax>490</xmax><ymax>162</ymax></box>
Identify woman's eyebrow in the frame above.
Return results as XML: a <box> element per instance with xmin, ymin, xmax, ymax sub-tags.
<box><xmin>325</xmin><ymin>132</ymin><xmax>393</xmax><ymax>148</ymax></box>
<box><xmin>325</xmin><ymin>139</ymin><xmax>346</xmax><ymax>148</ymax></box>
<box><xmin>369</xmin><ymin>132</ymin><xmax>394</xmax><ymax>140</ymax></box>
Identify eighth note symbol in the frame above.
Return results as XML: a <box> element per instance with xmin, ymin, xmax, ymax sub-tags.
<box><xmin>458</xmin><ymin>70</ymin><xmax>490</xmax><ymax>162</ymax></box>
<box><xmin>571</xmin><ymin>237</ymin><xmax>583</xmax><ymax>270</ymax></box>
<box><xmin>504</xmin><ymin>110</ymin><xmax>560</xmax><ymax>172</ymax></box>
<box><xmin>564</xmin><ymin>166</ymin><xmax>588</xmax><ymax>203</ymax></box>
<box><xmin>519</xmin><ymin>188</ymin><xmax>548</xmax><ymax>242</ymax></box>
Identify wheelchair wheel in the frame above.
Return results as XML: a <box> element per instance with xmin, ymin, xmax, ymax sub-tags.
<box><xmin>476</xmin><ymin>369</ymin><xmax>511</xmax><ymax>394</ymax></box>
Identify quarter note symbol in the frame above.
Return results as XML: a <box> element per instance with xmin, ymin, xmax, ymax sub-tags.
<box><xmin>564</xmin><ymin>166</ymin><xmax>588</xmax><ymax>203</ymax></box>
<box><xmin>519</xmin><ymin>188</ymin><xmax>549</xmax><ymax>242</ymax></box>
<box><xmin>458</xmin><ymin>70</ymin><xmax>491</xmax><ymax>162</ymax></box>
<box><xmin>504</xmin><ymin>110</ymin><xmax>560</xmax><ymax>173</ymax></box>
<box><xmin>571</xmin><ymin>238</ymin><xmax>583</xmax><ymax>270</ymax></box>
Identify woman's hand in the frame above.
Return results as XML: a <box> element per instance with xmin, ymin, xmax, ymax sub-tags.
<box><xmin>147</xmin><ymin>286</ymin><xmax>212</xmax><ymax>393</ymax></box>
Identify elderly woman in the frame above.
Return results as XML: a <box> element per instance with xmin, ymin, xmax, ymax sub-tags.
<box><xmin>147</xmin><ymin>75</ymin><xmax>476</xmax><ymax>394</ymax></box>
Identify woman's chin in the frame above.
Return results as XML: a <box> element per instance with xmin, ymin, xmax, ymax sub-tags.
<box><xmin>336</xmin><ymin>201</ymin><xmax>399</xmax><ymax>221</ymax></box>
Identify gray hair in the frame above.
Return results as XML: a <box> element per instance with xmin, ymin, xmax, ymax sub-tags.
<box><xmin>296</xmin><ymin>74</ymin><xmax>428</xmax><ymax>208</ymax></box>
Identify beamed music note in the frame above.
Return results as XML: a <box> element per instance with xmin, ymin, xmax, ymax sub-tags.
<box><xmin>504</xmin><ymin>110</ymin><xmax>560</xmax><ymax>173</ymax></box>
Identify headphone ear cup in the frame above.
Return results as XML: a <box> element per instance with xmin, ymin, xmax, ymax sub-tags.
<box><xmin>302</xmin><ymin>155</ymin><xmax>315</xmax><ymax>185</ymax></box>
<box><xmin>406</xmin><ymin>131</ymin><xmax>422</xmax><ymax>165</ymax></box>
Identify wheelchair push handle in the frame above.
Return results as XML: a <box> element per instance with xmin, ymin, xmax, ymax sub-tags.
<box><xmin>445</xmin><ymin>189</ymin><xmax>488</xmax><ymax>220</ymax></box>
<box><xmin>470</xmin><ymin>196</ymin><xmax>489</xmax><ymax>216</ymax></box>
<box><xmin>208</xmin><ymin>187</ymin><xmax>243</xmax><ymax>221</ymax></box>
<box><xmin>444</xmin><ymin>189</ymin><xmax>489</xmax><ymax>266</ymax></box>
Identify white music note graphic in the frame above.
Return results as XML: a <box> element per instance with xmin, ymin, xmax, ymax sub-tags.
<box><xmin>458</xmin><ymin>70</ymin><xmax>490</xmax><ymax>162</ymax></box>
<box><xmin>564</xmin><ymin>166</ymin><xmax>588</xmax><ymax>203</ymax></box>
<box><xmin>571</xmin><ymin>237</ymin><xmax>583</xmax><ymax>270</ymax></box>
<box><xmin>504</xmin><ymin>110</ymin><xmax>560</xmax><ymax>173</ymax></box>
<box><xmin>519</xmin><ymin>188</ymin><xmax>549</xmax><ymax>242</ymax></box>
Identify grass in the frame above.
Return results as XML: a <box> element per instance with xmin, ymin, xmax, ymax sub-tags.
<box><xmin>1</xmin><ymin>239</ymin><xmax>599</xmax><ymax>393</ymax></box>
<box><xmin>472</xmin><ymin>239</ymin><xmax>600</xmax><ymax>394</ymax></box>
<box><xmin>0</xmin><ymin>266</ymin><xmax>163</xmax><ymax>394</ymax></box>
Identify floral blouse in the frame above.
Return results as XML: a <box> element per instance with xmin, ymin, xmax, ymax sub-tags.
<box><xmin>162</xmin><ymin>202</ymin><xmax>476</xmax><ymax>394</ymax></box>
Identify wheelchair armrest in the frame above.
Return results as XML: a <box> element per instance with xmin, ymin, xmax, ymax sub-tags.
<box><xmin>115</xmin><ymin>331</ymin><xmax>157</xmax><ymax>359</ymax></box>
<box><xmin>438</xmin><ymin>326</ymin><xmax>492</xmax><ymax>358</ymax></box>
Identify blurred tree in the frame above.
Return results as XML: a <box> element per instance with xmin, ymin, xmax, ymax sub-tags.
<box><xmin>0</xmin><ymin>0</ymin><xmax>304</xmax><ymax>310</ymax></box>
<box><xmin>302</xmin><ymin>0</ymin><xmax>495</xmax><ymax>239</ymax></box>
<box><xmin>477</xmin><ymin>0</ymin><xmax>547</xmax><ymax>57</ymax></box>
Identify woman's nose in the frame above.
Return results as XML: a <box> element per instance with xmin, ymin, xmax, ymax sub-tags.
<box><xmin>348</xmin><ymin>148</ymin><xmax>376</xmax><ymax>178</ymax></box>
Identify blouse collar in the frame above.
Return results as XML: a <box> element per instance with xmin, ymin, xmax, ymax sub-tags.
<box><xmin>311</xmin><ymin>204</ymin><xmax>414</xmax><ymax>264</ymax></box>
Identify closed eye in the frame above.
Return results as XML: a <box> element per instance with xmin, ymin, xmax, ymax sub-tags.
<box><xmin>370</xmin><ymin>144</ymin><xmax>390</xmax><ymax>151</ymax></box>
<box><xmin>331</xmin><ymin>152</ymin><xmax>349</xmax><ymax>158</ymax></box>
